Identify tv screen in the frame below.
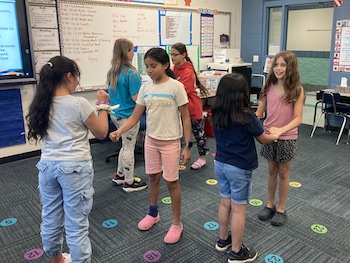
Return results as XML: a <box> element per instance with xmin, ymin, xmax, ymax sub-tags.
<box><xmin>0</xmin><ymin>0</ymin><xmax>36</xmax><ymax>87</ymax></box>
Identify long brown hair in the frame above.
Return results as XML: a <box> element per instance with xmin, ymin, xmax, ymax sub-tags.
<box><xmin>260</xmin><ymin>51</ymin><xmax>302</xmax><ymax>103</ymax></box>
<box><xmin>107</xmin><ymin>38</ymin><xmax>135</xmax><ymax>88</ymax></box>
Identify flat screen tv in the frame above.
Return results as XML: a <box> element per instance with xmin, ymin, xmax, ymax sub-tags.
<box><xmin>0</xmin><ymin>0</ymin><xmax>36</xmax><ymax>87</ymax></box>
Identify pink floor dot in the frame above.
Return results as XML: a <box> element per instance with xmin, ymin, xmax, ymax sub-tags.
<box><xmin>24</xmin><ymin>248</ymin><xmax>44</xmax><ymax>260</ymax></box>
<box><xmin>143</xmin><ymin>250</ymin><xmax>161</xmax><ymax>262</ymax></box>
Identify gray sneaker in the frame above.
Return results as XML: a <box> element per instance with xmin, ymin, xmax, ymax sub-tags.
<box><xmin>215</xmin><ymin>231</ymin><xmax>232</xmax><ymax>252</ymax></box>
<box><xmin>227</xmin><ymin>245</ymin><xmax>258</xmax><ymax>263</ymax></box>
<box><xmin>112</xmin><ymin>173</ymin><xmax>125</xmax><ymax>185</ymax></box>
<box><xmin>122</xmin><ymin>180</ymin><xmax>148</xmax><ymax>193</ymax></box>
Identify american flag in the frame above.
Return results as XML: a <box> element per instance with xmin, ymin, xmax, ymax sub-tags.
<box><xmin>334</xmin><ymin>0</ymin><xmax>343</xmax><ymax>7</ymax></box>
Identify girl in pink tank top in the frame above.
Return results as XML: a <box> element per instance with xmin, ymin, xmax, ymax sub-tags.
<box><xmin>255</xmin><ymin>51</ymin><xmax>305</xmax><ymax>226</ymax></box>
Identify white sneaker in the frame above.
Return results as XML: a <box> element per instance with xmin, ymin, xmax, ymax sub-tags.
<box><xmin>62</xmin><ymin>253</ymin><xmax>72</xmax><ymax>263</ymax></box>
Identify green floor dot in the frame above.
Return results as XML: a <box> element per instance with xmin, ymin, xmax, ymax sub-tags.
<box><xmin>162</xmin><ymin>196</ymin><xmax>172</xmax><ymax>204</ymax></box>
<box><xmin>249</xmin><ymin>199</ymin><xmax>263</xmax><ymax>206</ymax></box>
<box><xmin>311</xmin><ymin>224</ymin><xmax>328</xmax><ymax>234</ymax></box>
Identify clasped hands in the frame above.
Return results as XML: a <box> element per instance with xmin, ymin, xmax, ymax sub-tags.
<box><xmin>269</xmin><ymin>127</ymin><xmax>284</xmax><ymax>136</ymax></box>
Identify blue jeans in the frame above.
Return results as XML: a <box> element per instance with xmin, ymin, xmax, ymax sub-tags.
<box><xmin>215</xmin><ymin>160</ymin><xmax>252</xmax><ymax>204</ymax></box>
<box><xmin>36</xmin><ymin>160</ymin><xmax>94</xmax><ymax>263</ymax></box>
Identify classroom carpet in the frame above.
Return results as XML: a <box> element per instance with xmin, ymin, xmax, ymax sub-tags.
<box><xmin>0</xmin><ymin>124</ymin><xmax>350</xmax><ymax>263</ymax></box>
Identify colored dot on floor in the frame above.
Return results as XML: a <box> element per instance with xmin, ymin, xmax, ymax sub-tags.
<box><xmin>289</xmin><ymin>181</ymin><xmax>302</xmax><ymax>188</ymax></box>
<box><xmin>179</xmin><ymin>165</ymin><xmax>186</xmax><ymax>170</ymax></box>
<box><xmin>162</xmin><ymin>196</ymin><xmax>172</xmax><ymax>204</ymax></box>
<box><xmin>102</xmin><ymin>219</ymin><xmax>118</xmax><ymax>228</ymax></box>
<box><xmin>206</xmin><ymin>179</ymin><xmax>217</xmax><ymax>185</ymax></box>
<box><xmin>211</xmin><ymin>153</ymin><xmax>216</xmax><ymax>157</ymax></box>
<box><xmin>204</xmin><ymin>221</ymin><xmax>219</xmax><ymax>230</ymax></box>
<box><xmin>134</xmin><ymin>177</ymin><xmax>141</xmax><ymax>182</ymax></box>
<box><xmin>265</xmin><ymin>254</ymin><xmax>283</xmax><ymax>263</ymax></box>
<box><xmin>143</xmin><ymin>250</ymin><xmax>161</xmax><ymax>262</ymax></box>
<box><xmin>24</xmin><ymin>248</ymin><xmax>44</xmax><ymax>260</ymax></box>
<box><xmin>249</xmin><ymin>199</ymin><xmax>263</xmax><ymax>206</ymax></box>
<box><xmin>311</xmin><ymin>224</ymin><xmax>328</xmax><ymax>234</ymax></box>
<box><xmin>0</xmin><ymin>217</ymin><xmax>17</xmax><ymax>227</ymax></box>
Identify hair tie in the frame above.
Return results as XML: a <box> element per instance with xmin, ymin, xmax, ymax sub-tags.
<box><xmin>47</xmin><ymin>62</ymin><xmax>53</xmax><ymax>68</ymax></box>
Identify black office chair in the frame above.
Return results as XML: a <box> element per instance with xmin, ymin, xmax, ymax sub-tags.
<box><xmin>105</xmin><ymin>113</ymin><xmax>146</xmax><ymax>163</ymax></box>
<box><xmin>310</xmin><ymin>90</ymin><xmax>350</xmax><ymax>145</ymax></box>
<box><xmin>250</xmin><ymin>73</ymin><xmax>266</xmax><ymax>110</ymax></box>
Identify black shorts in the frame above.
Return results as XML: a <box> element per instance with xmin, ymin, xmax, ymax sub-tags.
<box><xmin>260</xmin><ymin>140</ymin><xmax>297</xmax><ymax>163</ymax></box>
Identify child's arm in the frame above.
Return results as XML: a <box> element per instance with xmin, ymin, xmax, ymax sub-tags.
<box><xmin>270</xmin><ymin>86</ymin><xmax>305</xmax><ymax>135</ymax></box>
<box><xmin>85</xmin><ymin>90</ymin><xmax>110</xmax><ymax>140</ymax></box>
<box><xmin>255</xmin><ymin>97</ymin><xmax>266</xmax><ymax>119</ymax></box>
<box><xmin>109</xmin><ymin>104</ymin><xmax>145</xmax><ymax>142</ymax></box>
<box><xmin>178</xmin><ymin>103</ymin><xmax>192</xmax><ymax>165</ymax></box>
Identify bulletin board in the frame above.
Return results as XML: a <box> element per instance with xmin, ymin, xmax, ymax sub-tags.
<box><xmin>0</xmin><ymin>89</ymin><xmax>26</xmax><ymax>148</ymax></box>
<box><xmin>132</xmin><ymin>46</ymin><xmax>166</xmax><ymax>82</ymax></box>
<box><xmin>333</xmin><ymin>19</ymin><xmax>350</xmax><ymax>72</ymax></box>
<box><xmin>56</xmin><ymin>0</ymin><xmax>230</xmax><ymax>90</ymax></box>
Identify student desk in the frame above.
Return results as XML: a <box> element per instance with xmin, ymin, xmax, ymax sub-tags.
<box><xmin>200</xmin><ymin>91</ymin><xmax>216</xmax><ymax>106</ymax></box>
<box><xmin>314</xmin><ymin>89</ymin><xmax>350</xmax><ymax>129</ymax></box>
<box><xmin>317</xmin><ymin>89</ymin><xmax>350</xmax><ymax>104</ymax></box>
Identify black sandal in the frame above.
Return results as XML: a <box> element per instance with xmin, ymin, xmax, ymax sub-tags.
<box><xmin>258</xmin><ymin>206</ymin><xmax>276</xmax><ymax>221</ymax></box>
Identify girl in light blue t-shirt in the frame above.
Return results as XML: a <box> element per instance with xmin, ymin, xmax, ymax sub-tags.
<box><xmin>107</xmin><ymin>38</ymin><xmax>147</xmax><ymax>192</ymax></box>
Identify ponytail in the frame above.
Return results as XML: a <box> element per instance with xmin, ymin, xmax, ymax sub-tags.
<box><xmin>26</xmin><ymin>56</ymin><xmax>80</xmax><ymax>143</ymax></box>
<box><xmin>166</xmin><ymin>68</ymin><xmax>176</xmax><ymax>79</ymax></box>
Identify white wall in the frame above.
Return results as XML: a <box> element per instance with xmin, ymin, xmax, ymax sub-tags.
<box><xmin>0</xmin><ymin>0</ymin><xmax>242</xmax><ymax>159</ymax></box>
<box><xmin>286</xmin><ymin>8</ymin><xmax>333</xmax><ymax>51</ymax></box>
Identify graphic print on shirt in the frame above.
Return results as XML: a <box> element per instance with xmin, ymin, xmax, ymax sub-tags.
<box><xmin>144</xmin><ymin>93</ymin><xmax>175</xmax><ymax>107</ymax></box>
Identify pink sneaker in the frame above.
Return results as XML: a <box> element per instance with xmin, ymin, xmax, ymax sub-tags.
<box><xmin>164</xmin><ymin>223</ymin><xmax>183</xmax><ymax>244</ymax></box>
<box><xmin>138</xmin><ymin>214</ymin><xmax>160</xmax><ymax>230</ymax></box>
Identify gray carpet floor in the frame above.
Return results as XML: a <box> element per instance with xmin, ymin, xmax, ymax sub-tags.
<box><xmin>0</xmin><ymin>124</ymin><xmax>349</xmax><ymax>263</ymax></box>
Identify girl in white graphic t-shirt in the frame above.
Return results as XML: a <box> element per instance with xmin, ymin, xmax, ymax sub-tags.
<box><xmin>109</xmin><ymin>47</ymin><xmax>192</xmax><ymax>244</ymax></box>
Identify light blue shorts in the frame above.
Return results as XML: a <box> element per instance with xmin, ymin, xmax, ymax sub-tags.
<box><xmin>215</xmin><ymin>160</ymin><xmax>252</xmax><ymax>205</ymax></box>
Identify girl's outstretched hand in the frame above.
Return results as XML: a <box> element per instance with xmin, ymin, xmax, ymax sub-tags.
<box><xmin>109</xmin><ymin>130</ymin><xmax>121</xmax><ymax>142</ymax></box>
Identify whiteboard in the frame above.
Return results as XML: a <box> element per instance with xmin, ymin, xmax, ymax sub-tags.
<box><xmin>56</xmin><ymin>0</ymin><xmax>230</xmax><ymax>89</ymax></box>
<box><xmin>57</xmin><ymin>0</ymin><xmax>159</xmax><ymax>89</ymax></box>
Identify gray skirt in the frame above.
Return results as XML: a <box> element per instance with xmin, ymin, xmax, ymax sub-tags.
<box><xmin>260</xmin><ymin>140</ymin><xmax>297</xmax><ymax>163</ymax></box>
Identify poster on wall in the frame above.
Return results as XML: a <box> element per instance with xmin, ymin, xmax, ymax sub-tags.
<box><xmin>29</xmin><ymin>6</ymin><xmax>57</xmax><ymax>28</ymax></box>
<box><xmin>333</xmin><ymin>20</ymin><xmax>350</xmax><ymax>72</ymax></box>
<box><xmin>200</xmin><ymin>14</ymin><xmax>214</xmax><ymax>57</ymax></box>
<box><xmin>132</xmin><ymin>46</ymin><xmax>166</xmax><ymax>81</ymax></box>
<box><xmin>159</xmin><ymin>10</ymin><xmax>192</xmax><ymax>46</ymax></box>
